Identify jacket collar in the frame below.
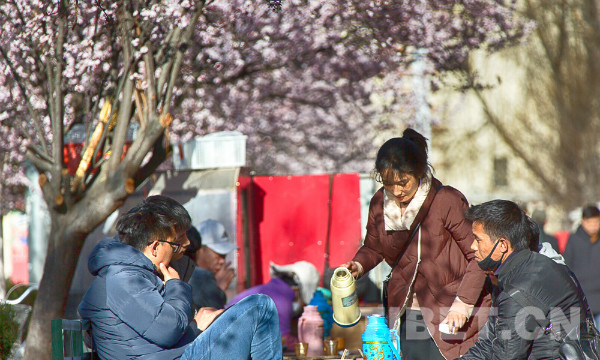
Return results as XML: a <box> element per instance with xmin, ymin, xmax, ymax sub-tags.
<box><xmin>496</xmin><ymin>248</ymin><xmax>530</xmax><ymax>282</ymax></box>
<box><xmin>377</xmin><ymin>176</ymin><xmax>442</xmax><ymax>235</ymax></box>
<box><xmin>88</xmin><ymin>236</ymin><xmax>157</xmax><ymax>276</ymax></box>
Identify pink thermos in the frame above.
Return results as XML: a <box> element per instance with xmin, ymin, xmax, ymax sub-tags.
<box><xmin>298</xmin><ymin>305</ymin><xmax>324</xmax><ymax>356</ymax></box>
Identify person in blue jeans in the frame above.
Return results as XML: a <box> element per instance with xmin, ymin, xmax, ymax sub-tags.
<box><xmin>78</xmin><ymin>195</ymin><xmax>282</xmax><ymax>360</ymax></box>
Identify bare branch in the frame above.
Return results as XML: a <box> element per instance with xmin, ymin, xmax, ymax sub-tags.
<box><xmin>161</xmin><ymin>4</ymin><xmax>205</xmax><ymax>115</ymax></box>
<box><xmin>25</xmin><ymin>148</ymin><xmax>53</xmax><ymax>175</ymax></box>
<box><xmin>50</xmin><ymin>0</ymin><xmax>69</xmax><ymax>194</ymax></box>
<box><xmin>132</xmin><ymin>133</ymin><xmax>169</xmax><ymax>187</ymax></box>
<box><xmin>108</xmin><ymin>1</ymin><xmax>135</xmax><ymax>171</ymax></box>
<box><xmin>141</xmin><ymin>34</ymin><xmax>157</xmax><ymax>114</ymax></box>
<box><xmin>156</xmin><ymin>27</ymin><xmax>181</xmax><ymax>110</ymax></box>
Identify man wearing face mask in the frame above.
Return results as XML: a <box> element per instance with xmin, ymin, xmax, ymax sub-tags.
<box><xmin>226</xmin><ymin>261</ymin><xmax>320</xmax><ymax>348</ymax></box>
<box><xmin>459</xmin><ymin>200</ymin><xmax>599</xmax><ymax>360</ymax></box>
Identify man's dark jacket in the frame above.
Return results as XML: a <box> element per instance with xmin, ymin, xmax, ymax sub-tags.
<box><xmin>563</xmin><ymin>226</ymin><xmax>600</xmax><ymax>313</ymax></box>
<box><xmin>460</xmin><ymin>249</ymin><xmax>595</xmax><ymax>360</ymax></box>
<box><xmin>78</xmin><ymin>237</ymin><xmax>200</xmax><ymax>360</ymax></box>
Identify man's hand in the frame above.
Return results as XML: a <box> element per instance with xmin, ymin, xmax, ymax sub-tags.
<box><xmin>341</xmin><ymin>261</ymin><xmax>362</xmax><ymax>278</ymax></box>
<box><xmin>194</xmin><ymin>307</ymin><xmax>225</xmax><ymax>331</ymax></box>
<box><xmin>215</xmin><ymin>261</ymin><xmax>235</xmax><ymax>291</ymax></box>
<box><xmin>441</xmin><ymin>311</ymin><xmax>467</xmax><ymax>334</ymax></box>
<box><xmin>159</xmin><ymin>263</ymin><xmax>180</xmax><ymax>283</ymax></box>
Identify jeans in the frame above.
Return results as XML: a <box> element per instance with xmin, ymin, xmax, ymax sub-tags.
<box><xmin>181</xmin><ymin>294</ymin><xmax>282</xmax><ymax>360</ymax></box>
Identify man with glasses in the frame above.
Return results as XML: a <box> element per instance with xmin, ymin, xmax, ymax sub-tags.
<box><xmin>79</xmin><ymin>195</ymin><xmax>282</xmax><ymax>360</ymax></box>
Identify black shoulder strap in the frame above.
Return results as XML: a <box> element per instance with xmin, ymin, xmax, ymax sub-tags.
<box><xmin>386</xmin><ymin>184</ymin><xmax>444</xmax><ymax>276</ymax></box>
<box><xmin>504</xmin><ymin>284</ymin><xmax>551</xmax><ymax>329</ymax></box>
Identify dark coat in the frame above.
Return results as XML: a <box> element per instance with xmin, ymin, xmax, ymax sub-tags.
<box><xmin>353</xmin><ymin>177</ymin><xmax>490</xmax><ymax>359</ymax></box>
<box><xmin>563</xmin><ymin>226</ymin><xmax>600</xmax><ymax>313</ymax></box>
<box><xmin>78</xmin><ymin>237</ymin><xmax>200</xmax><ymax>360</ymax></box>
<box><xmin>461</xmin><ymin>249</ymin><xmax>595</xmax><ymax>360</ymax></box>
<box><xmin>187</xmin><ymin>267</ymin><xmax>227</xmax><ymax>311</ymax></box>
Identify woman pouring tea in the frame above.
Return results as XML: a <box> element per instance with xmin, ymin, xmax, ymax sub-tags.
<box><xmin>342</xmin><ymin>129</ymin><xmax>491</xmax><ymax>360</ymax></box>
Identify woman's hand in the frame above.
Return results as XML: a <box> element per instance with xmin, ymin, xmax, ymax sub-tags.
<box><xmin>341</xmin><ymin>261</ymin><xmax>362</xmax><ymax>278</ymax></box>
<box><xmin>440</xmin><ymin>311</ymin><xmax>467</xmax><ymax>334</ymax></box>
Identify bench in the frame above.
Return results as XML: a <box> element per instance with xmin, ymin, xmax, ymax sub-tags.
<box><xmin>51</xmin><ymin>319</ymin><xmax>97</xmax><ymax>360</ymax></box>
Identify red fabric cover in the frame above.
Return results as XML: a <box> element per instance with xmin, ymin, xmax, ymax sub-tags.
<box><xmin>236</xmin><ymin>174</ymin><xmax>362</xmax><ymax>288</ymax></box>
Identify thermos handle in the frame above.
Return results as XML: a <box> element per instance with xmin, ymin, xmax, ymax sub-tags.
<box><xmin>390</xmin><ymin>329</ymin><xmax>401</xmax><ymax>360</ymax></box>
<box><xmin>298</xmin><ymin>317</ymin><xmax>305</xmax><ymax>343</ymax></box>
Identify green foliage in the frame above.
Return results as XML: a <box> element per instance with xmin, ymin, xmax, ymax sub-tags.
<box><xmin>0</xmin><ymin>303</ymin><xmax>19</xmax><ymax>359</ymax></box>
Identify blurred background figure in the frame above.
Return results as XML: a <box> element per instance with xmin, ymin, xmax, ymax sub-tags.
<box><xmin>531</xmin><ymin>208</ymin><xmax>560</xmax><ymax>253</ymax></box>
<box><xmin>563</xmin><ymin>205</ymin><xmax>600</xmax><ymax>330</ymax></box>
<box><xmin>226</xmin><ymin>261</ymin><xmax>320</xmax><ymax>348</ymax></box>
<box><xmin>186</xmin><ymin>219</ymin><xmax>237</xmax><ymax>311</ymax></box>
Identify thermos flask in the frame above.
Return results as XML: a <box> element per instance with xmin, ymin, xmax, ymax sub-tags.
<box><xmin>298</xmin><ymin>305</ymin><xmax>324</xmax><ymax>356</ymax></box>
<box><xmin>362</xmin><ymin>314</ymin><xmax>401</xmax><ymax>360</ymax></box>
<box><xmin>330</xmin><ymin>266</ymin><xmax>361</xmax><ymax>327</ymax></box>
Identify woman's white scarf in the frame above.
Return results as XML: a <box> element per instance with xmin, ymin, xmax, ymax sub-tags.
<box><xmin>383</xmin><ymin>171</ymin><xmax>432</xmax><ymax>231</ymax></box>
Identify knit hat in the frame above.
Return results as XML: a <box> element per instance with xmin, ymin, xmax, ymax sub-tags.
<box><xmin>270</xmin><ymin>261</ymin><xmax>320</xmax><ymax>304</ymax></box>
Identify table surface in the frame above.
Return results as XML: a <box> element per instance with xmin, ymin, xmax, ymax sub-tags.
<box><xmin>283</xmin><ymin>356</ymin><xmax>362</xmax><ymax>360</ymax></box>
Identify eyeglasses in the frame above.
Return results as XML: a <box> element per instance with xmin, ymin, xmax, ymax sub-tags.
<box><xmin>158</xmin><ymin>239</ymin><xmax>183</xmax><ymax>253</ymax></box>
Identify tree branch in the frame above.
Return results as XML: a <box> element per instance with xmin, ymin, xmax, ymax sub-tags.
<box><xmin>161</xmin><ymin>4</ymin><xmax>205</xmax><ymax>115</ymax></box>
<box><xmin>156</xmin><ymin>27</ymin><xmax>181</xmax><ymax>111</ymax></box>
<box><xmin>25</xmin><ymin>149</ymin><xmax>54</xmax><ymax>177</ymax></box>
<box><xmin>50</xmin><ymin>0</ymin><xmax>69</xmax><ymax>195</ymax></box>
<box><xmin>108</xmin><ymin>0</ymin><xmax>135</xmax><ymax>171</ymax></box>
<box><xmin>133</xmin><ymin>133</ymin><xmax>169</xmax><ymax>188</ymax></box>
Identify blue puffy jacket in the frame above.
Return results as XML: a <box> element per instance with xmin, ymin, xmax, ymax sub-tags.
<box><xmin>78</xmin><ymin>237</ymin><xmax>200</xmax><ymax>360</ymax></box>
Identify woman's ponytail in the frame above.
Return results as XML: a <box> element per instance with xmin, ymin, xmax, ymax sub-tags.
<box><xmin>402</xmin><ymin>128</ymin><xmax>428</xmax><ymax>157</ymax></box>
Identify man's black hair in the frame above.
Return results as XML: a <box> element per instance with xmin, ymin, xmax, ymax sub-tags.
<box><xmin>465</xmin><ymin>199</ymin><xmax>535</xmax><ymax>252</ymax></box>
<box><xmin>184</xmin><ymin>226</ymin><xmax>202</xmax><ymax>259</ymax></box>
<box><xmin>116</xmin><ymin>195</ymin><xmax>192</xmax><ymax>251</ymax></box>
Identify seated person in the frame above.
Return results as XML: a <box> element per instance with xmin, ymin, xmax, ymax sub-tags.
<box><xmin>459</xmin><ymin>200</ymin><xmax>598</xmax><ymax>360</ymax></box>
<box><xmin>227</xmin><ymin>261</ymin><xmax>320</xmax><ymax>347</ymax></box>
<box><xmin>184</xmin><ymin>220</ymin><xmax>236</xmax><ymax>311</ymax></box>
<box><xmin>78</xmin><ymin>195</ymin><xmax>282</xmax><ymax>360</ymax></box>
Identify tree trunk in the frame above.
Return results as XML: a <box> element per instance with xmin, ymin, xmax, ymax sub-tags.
<box><xmin>23</xmin><ymin>217</ymin><xmax>86</xmax><ymax>360</ymax></box>
<box><xmin>0</xmin><ymin>213</ymin><xmax>5</xmax><ymax>299</ymax></box>
<box><xmin>0</xmin><ymin>231</ymin><xmax>5</xmax><ymax>299</ymax></box>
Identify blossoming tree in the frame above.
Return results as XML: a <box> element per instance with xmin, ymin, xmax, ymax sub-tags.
<box><xmin>0</xmin><ymin>0</ymin><xmax>528</xmax><ymax>358</ymax></box>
